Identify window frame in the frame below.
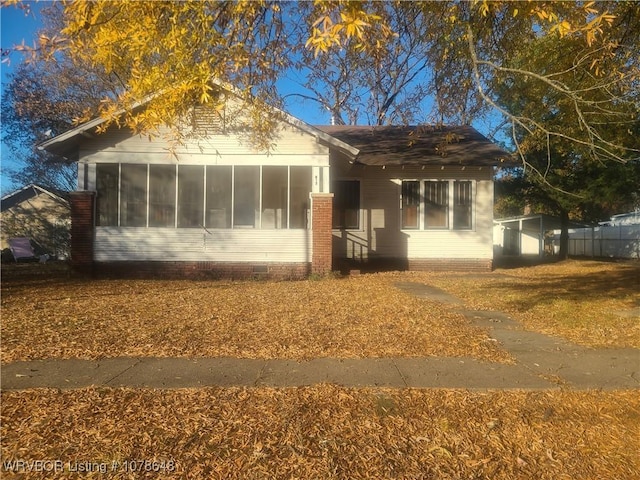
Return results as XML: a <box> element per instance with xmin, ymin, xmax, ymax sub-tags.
<box><xmin>399</xmin><ymin>179</ymin><xmax>475</xmax><ymax>231</ymax></box>
<box><xmin>453</xmin><ymin>180</ymin><xmax>473</xmax><ymax>230</ymax></box>
<box><xmin>332</xmin><ymin>179</ymin><xmax>361</xmax><ymax>230</ymax></box>
<box><xmin>401</xmin><ymin>180</ymin><xmax>420</xmax><ymax>230</ymax></box>
<box><xmin>93</xmin><ymin>163</ymin><xmax>313</xmax><ymax>230</ymax></box>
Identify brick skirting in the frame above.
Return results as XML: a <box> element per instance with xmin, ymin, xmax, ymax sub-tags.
<box><xmin>335</xmin><ymin>257</ymin><xmax>493</xmax><ymax>273</ymax></box>
<box><xmin>93</xmin><ymin>261</ymin><xmax>311</xmax><ymax>280</ymax></box>
<box><xmin>408</xmin><ymin>258</ymin><xmax>493</xmax><ymax>272</ymax></box>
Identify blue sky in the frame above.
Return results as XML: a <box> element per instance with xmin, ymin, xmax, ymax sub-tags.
<box><xmin>1</xmin><ymin>1</ymin><xmax>47</xmax><ymax>195</ymax></box>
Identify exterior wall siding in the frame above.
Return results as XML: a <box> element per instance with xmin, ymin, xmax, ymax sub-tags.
<box><xmin>79</xmin><ymin>123</ymin><xmax>330</xmax><ymax>165</ymax></box>
<box><xmin>94</xmin><ymin>228</ymin><xmax>312</xmax><ymax>263</ymax></box>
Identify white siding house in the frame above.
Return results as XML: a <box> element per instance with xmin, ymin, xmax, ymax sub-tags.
<box><xmin>39</xmin><ymin>93</ymin><xmax>509</xmax><ymax>277</ymax></box>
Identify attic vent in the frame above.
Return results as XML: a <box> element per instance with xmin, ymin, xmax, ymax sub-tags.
<box><xmin>192</xmin><ymin>104</ymin><xmax>225</xmax><ymax>137</ymax></box>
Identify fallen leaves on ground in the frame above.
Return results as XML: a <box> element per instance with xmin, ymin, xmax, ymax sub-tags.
<box><xmin>1</xmin><ymin>386</ymin><xmax>638</xmax><ymax>479</ymax></box>
<box><xmin>415</xmin><ymin>259</ymin><xmax>640</xmax><ymax>349</ymax></box>
<box><xmin>1</xmin><ymin>266</ymin><xmax>509</xmax><ymax>364</ymax></box>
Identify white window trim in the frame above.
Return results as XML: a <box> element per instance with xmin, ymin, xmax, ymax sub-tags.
<box><xmin>95</xmin><ymin>163</ymin><xmax>313</xmax><ymax>230</ymax></box>
<box><xmin>400</xmin><ymin>179</ymin><xmax>476</xmax><ymax>232</ymax></box>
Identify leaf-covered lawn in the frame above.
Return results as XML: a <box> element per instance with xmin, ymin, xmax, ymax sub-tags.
<box><xmin>0</xmin><ymin>265</ymin><xmax>508</xmax><ymax>364</ymax></box>
<box><xmin>420</xmin><ymin>260</ymin><xmax>640</xmax><ymax>349</ymax></box>
<box><xmin>2</xmin><ymin>260</ymin><xmax>638</xmax><ymax>364</ymax></box>
<box><xmin>1</xmin><ymin>386</ymin><xmax>638</xmax><ymax>479</ymax></box>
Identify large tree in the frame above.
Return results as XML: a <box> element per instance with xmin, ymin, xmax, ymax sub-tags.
<box><xmin>1</xmin><ymin>2</ymin><xmax>120</xmax><ymax>190</ymax></box>
<box><xmin>489</xmin><ymin>10</ymin><xmax>640</xmax><ymax>258</ymax></box>
<box><xmin>3</xmin><ymin>1</ymin><xmax>639</xmax><ymax>175</ymax></box>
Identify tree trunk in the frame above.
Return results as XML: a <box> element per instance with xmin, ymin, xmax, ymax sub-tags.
<box><xmin>558</xmin><ymin>210</ymin><xmax>570</xmax><ymax>260</ymax></box>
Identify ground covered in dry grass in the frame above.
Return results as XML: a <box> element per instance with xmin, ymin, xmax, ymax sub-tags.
<box><xmin>1</xmin><ymin>386</ymin><xmax>638</xmax><ymax>479</ymax></box>
<box><xmin>419</xmin><ymin>259</ymin><xmax>640</xmax><ymax>349</ymax></box>
<box><xmin>1</xmin><ymin>264</ymin><xmax>509</xmax><ymax>364</ymax></box>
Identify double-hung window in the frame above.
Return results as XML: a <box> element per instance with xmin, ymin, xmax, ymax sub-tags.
<box><xmin>453</xmin><ymin>181</ymin><xmax>473</xmax><ymax>229</ymax></box>
<box><xmin>401</xmin><ymin>181</ymin><xmax>420</xmax><ymax>229</ymax></box>
<box><xmin>401</xmin><ymin>180</ymin><xmax>473</xmax><ymax>230</ymax></box>
<box><xmin>332</xmin><ymin>180</ymin><xmax>360</xmax><ymax>229</ymax></box>
<box><xmin>424</xmin><ymin>181</ymin><xmax>449</xmax><ymax>229</ymax></box>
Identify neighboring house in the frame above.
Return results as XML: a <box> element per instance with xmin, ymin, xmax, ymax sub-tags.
<box><xmin>0</xmin><ymin>184</ymin><xmax>70</xmax><ymax>260</ymax></box>
<box><xmin>601</xmin><ymin>210</ymin><xmax>640</xmax><ymax>227</ymax></box>
<box><xmin>39</xmin><ymin>90</ymin><xmax>509</xmax><ymax>278</ymax></box>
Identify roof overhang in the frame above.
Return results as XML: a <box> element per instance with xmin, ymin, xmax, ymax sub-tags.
<box><xmin>317</xmin><ymin>125</ymin><xmax>513</xmax><ymax>167</ymax></box>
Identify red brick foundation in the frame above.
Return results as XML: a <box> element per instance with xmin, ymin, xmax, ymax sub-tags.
<box><xmin>311</xmin><ymin>193</ymin><xmax>334</xmax><ymax>276</ymax></box>
<box><xmin>408</xmin><ymin>258</ymin><xmax>493</xmax><ymax>272</ymax></box>
<box><xmin>69</xmin><ymin>191</ymin><xmax>96</xmax><ymax>274</ymax></box>
<box><xmin>93</xmin><ymin>261</ymin><xmax>311</xmax><ymax>280</ymax></box>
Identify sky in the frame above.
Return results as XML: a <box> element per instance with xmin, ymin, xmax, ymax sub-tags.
<box><xmin>1</xmin><ymin>1</ymin><xmax>48</xmax><ymax>196</ymax></box>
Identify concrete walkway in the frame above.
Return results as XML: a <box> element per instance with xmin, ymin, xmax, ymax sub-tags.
<box><xmin>2</xmin><ymin>282</ymin><xmax>638</xmax><ymax>391</ymax></box>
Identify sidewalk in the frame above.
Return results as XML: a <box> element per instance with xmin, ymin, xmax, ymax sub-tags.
<box><xmin>2</xmin><ymin>283</ymin><xmax>638</xmax><ymax>391</ymax></box>
<box><xmin>2</xmin><ymin>345</ymin><xmax>638</xmax><ymax>391</ymax></box>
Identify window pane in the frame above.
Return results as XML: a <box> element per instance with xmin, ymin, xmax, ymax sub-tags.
<box><xmin>261</xmin><ymin>166</ymin><xmax>288</xmax><ymax>229</ymax></box>
<box><xmin>205</xmin><ymin>166</ymin><xmax>232</xmax><ymax>228</ymax></box>
<box><xmin>332</xmin><ymin>180</ymin><xmax>360</xmax><ymax>229</ymax></box>
<box><xmin>96</xmin><ymin>164</ymin><xmax>119</xmax><ymax>226</ymax></box>
<box><xmin>120</xmin><ymin>164</ymin><xmax>147</xmax><ymax>227</ymax></box>
<box><xmin>424</xmin><ymin>181</ymin><xmax>448</xmax><ymax>228</ymax></box>
<box><xmin>290</xmin><ymin>166</ymin><xmax>311</xmax><ymax>229</ymax></box>
<box><xmin>149</xmin><ymin>165</ymin><xmax>176</xmax><ymax>227</ymax></box>
<box><xmin>453</xmin><ymin>181</ymin><xmax>472</xmax><ymax>229</ymax></box>
<box><xmin>402</xmin><ymin>181</ymin><xmax>420</xmax><ymax>229</ymax></box>
<box><xmin>234</xmin><ymin>166</ymin><xmax>259</xmax><ymax>228</ymax></box>
<box><xmin>178</xmin><ymin>165</ymin><xmax>204</xmax><ymax>228</ymax></box>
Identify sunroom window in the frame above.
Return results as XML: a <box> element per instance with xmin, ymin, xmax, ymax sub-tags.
<box><xmin>95</xmin><ymin>163</ymin><xmax>312</xmax><ymax>229</ymax></box>
<box><xmin>233</xmin><ymin>166</ymin><xmax>259</xmax><ymax>228</ymax></box>
<box><xmin>205</xmin><ymin>166</ymin><xmax>232</xmax><ymax>228</ymax></box>
<box><xmin>149</xmin><ymin>165</ymin><xmax>176</xmax><ymax>227</ymax></box>
<box><xmin>261</xmin><ymin>166</ymin><xmax>288</xmax><ymax>229</ymax></box>
<box><xmin>178</xmin><ymin>165</ymin><xmax>204</xmax><ymax>228</ymax></box>
<box><xmin>96</xmin><ymin>164</ymin><xmax>119</xmax><ymax>226</ymax></box>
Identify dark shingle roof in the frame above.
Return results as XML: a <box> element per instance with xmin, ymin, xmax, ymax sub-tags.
<box><xmin>316</xmin><ymin>125</ymin><xmax>512</xmax><ymax>166</ymax></box>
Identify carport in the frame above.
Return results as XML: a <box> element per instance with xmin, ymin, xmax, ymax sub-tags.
<box><xmin>493</xmin><ymin>214</ymin><xmax>575</xmax><ymax>258</ymax></box>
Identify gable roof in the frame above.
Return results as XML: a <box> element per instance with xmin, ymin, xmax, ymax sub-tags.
<box><xmin>317</xmin><ymin>125</ymin><xmax>512</xmax><ymax>166</ymax></box>
<box><xmin>37</xmin><ymin>84</ymin><xmax>359</xmax><ymax>160</ymax></box>
<box><xmin>1</xmin><ymin>184</ymin><xmax>69</xmax><ymax>212</ymax></box>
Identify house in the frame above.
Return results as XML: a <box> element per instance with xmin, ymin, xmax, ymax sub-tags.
<box><xmin>0</xmin><ymin>184</ymin><xmax>70</xmax><ymax>260</ymax></box>
<box><xmin>38</xmin><ymin>91</ymin><xmax>509</xmax><ymax>278</ymax></box>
